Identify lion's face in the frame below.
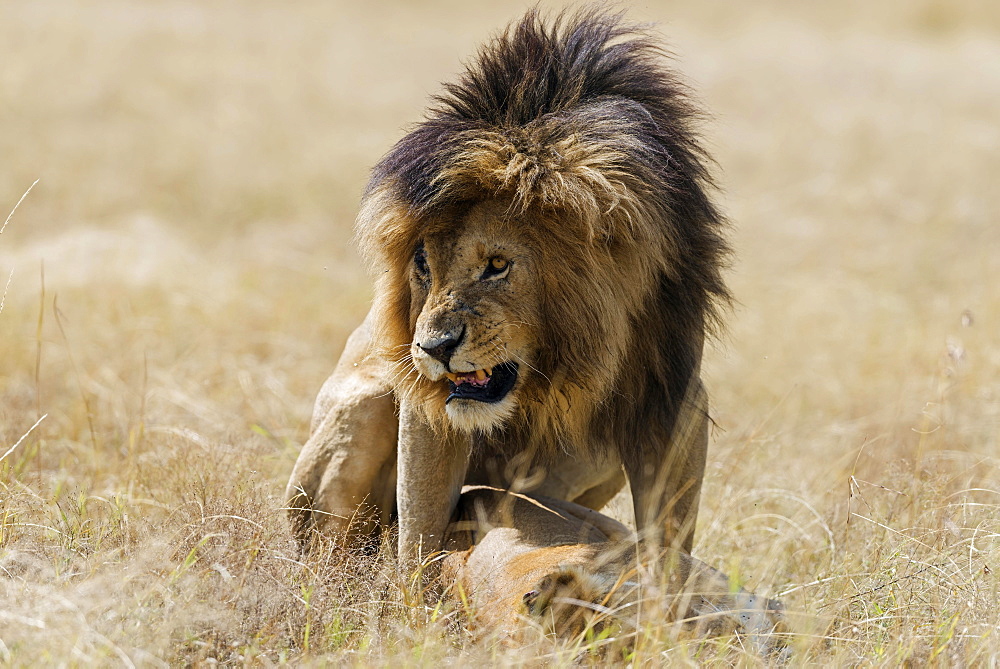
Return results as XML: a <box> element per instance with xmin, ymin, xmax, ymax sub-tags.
<box><xmin>407</xmin><ymin>200</ymin><xmax>541</xmax><ymax>432</ymax></box>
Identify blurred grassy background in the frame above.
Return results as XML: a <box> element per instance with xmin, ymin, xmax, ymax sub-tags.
<box><xmin>1</xmin><ymin>0</ymin><xmax>999</xmax><ymax>664</ymax></box>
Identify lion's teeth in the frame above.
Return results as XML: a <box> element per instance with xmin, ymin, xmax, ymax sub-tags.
<box><xmin>475</xmin><ymin>369</ymin><xmax>486</xmax><ymax>381</ymax></box>
<box><xmin>485</xmin><ymin>367</ymin><xmax>492</xmax><ymax>376</ymax></box>
<box><xmin>445</xmin><ymin>373</ymin><xmax>458</xmax><ymax>383</ymax></box>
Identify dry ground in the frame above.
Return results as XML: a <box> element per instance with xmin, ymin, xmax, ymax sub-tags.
<box><xmin>2</xmin><ymin>0</ymin><xmax>999</xmax><ymax>665</ymax></box>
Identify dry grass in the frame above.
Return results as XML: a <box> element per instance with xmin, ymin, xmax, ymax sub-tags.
<box><xmin>2</xmin><ymin>0</ymin><xmax>999</xmax><ymax>665</ymax></box>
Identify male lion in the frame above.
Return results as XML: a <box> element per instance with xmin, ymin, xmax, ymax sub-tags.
<box><xmin>286</xmin><ymin>9</ymin><xmax>730</xmax><ymax>564</ymax></box>
<box><xmin>441</xmin><ymin>486</ymin><xmax>787</xmax><ymax>653</ymax></box>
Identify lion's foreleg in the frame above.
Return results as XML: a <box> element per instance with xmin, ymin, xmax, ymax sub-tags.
<box><xmin>626</xmin><ymin>376</ymin><xmax>709</xmax><ymax>558</ymax></box>
<box><xmin>285</xmin><ymin>397</ymin><xmax>398</xmax><ymax>550</ymax></box>
<box><xmin>285</xmin><ymin>315</ymin><xmax>398</xmax><ymax>551</ymax></box>
<box><xmin>397</xmin><ymin>402</ymin><xmax>471</xmax><ymax>570</ymax></box>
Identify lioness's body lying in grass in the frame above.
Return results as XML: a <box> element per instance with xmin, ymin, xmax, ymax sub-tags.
<box><xmin>442</xmin><ymin>486</ymin><xmax>787</xmax><ymax>651</ymax></box>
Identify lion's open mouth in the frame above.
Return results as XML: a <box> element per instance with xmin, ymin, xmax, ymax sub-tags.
<box><xmin>445</xmin><ymin>362</ymin><xmax>519</xmax><ymax>404</ymax></box>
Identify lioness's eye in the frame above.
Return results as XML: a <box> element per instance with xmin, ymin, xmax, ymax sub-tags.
<box><xmin>482</xmin><ymin>256</ymin><xmax>511</xmax><ymax>281</ymax></box>
<box><xmin>413</xmin><ymin>245</ymin><xmax>429</xmax><ymax>275</ymax></box>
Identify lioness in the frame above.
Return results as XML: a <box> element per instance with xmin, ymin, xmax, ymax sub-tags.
<box><xmin>287</xmin><ymin>9</ymin><xmax>730</xmax><ymax>565</ymax></box>
<box><xmin>441</xmin><ymin>486</ymin><xmax>787</xmax><ymax>652</ymax></box>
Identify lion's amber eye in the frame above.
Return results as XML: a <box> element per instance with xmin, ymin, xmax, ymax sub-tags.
<box><xmin>482</xmin><ymin>256</ymin><xmax>511</xmax><ymax>280</ymax></box>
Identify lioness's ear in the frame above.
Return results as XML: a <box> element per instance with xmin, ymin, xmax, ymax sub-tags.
<box><xmin>522</xmin><ymin>588</ymin><xmax>540</xmax><ymax>609</ymax></box>
<box><xmin>522</xmin><ymin>566</ymin><xmax>595</xmax><ymax>616</ymax></box>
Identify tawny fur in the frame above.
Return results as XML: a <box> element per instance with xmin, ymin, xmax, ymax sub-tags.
<box><xmin>441</xmin><ymin>487</ymin><xmax>787</xmax><ymax>652</ymax></box>
<box><xmin>287</xmin><ymin>8</ymin><xmax>729</xmax><ymax>562</ymax></box>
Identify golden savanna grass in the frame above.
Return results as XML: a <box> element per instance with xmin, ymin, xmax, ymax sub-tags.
<box><xmin>2</xmin><ymin>0</ymin><xmax>999</xmax><ymax>664</ymax></box>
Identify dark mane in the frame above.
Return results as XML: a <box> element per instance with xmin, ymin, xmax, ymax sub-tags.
<box><xmin>368</xmin><ymin>9</ymin><xmax>721</xmax><ymax>244</ymax></box>
<box><xmin>358</xmin><ymin>8</ymin><xmax>731</xmax><ymax>464</ymax></box>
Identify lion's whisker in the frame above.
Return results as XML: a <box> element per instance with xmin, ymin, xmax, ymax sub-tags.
<box><xmin>497</xmin><ymin>318</ymin><xmax>535</xmax><ymax>329</ymax></box>
<box><xmin>493</xmin><ymin>339</ymin><xmax>550</xmax><ymax>384</ymax></box>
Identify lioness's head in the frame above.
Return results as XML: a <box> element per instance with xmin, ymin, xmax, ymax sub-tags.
<box><xmin>355</xmin><ymin>10</ymin><xmax>729</xmax><ymax>441</ymax></box>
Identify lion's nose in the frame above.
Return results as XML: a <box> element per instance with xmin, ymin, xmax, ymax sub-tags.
<box><xmin>418</xmin><ymin>327</ymin><xmax>465</xmax><ymax>365</ymax></box>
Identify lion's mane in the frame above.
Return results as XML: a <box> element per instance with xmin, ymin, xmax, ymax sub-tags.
<box><xmin>355</xmin><ymin>9</ymin><xmax>730</xmax><ymax>466</ymax></box>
